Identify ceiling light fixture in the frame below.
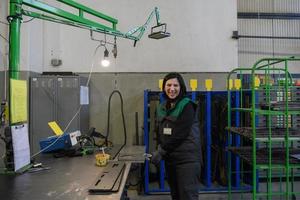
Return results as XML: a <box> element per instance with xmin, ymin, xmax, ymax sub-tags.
<box><xmin>101</xmin><ymin>47</ymin><xmax>110</xmax><ymax>67</ymax></box>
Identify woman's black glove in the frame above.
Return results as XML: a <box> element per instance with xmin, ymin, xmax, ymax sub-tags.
<box><xmin>151</xmin><ymin>145</ymin><xmax>166</xmax><ymax>165</ymax></box>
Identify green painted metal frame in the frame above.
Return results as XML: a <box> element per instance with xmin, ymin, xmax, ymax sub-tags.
<box><xmin>227</xmin><ymin>57</ymin><xmax>300</xmax><ymax>200</ymax></box>
<box><xmin>21</xmin><ymin>0</ymin><xmax>161</xmax><ymax>41</ymax></box>
<box><xmin>8</xmin><ymin>0</ymin><xmax>163</xmax><ymax>124</ymax></box>
<box><xmin>9</xmin><ymin>0</ymin><xmax>22</xmax><ymax>80</ymax></box>
<box><xmin>9</xmin><ymin>0</ymin><xmax>162</xmax><ymax>79</ymax></box>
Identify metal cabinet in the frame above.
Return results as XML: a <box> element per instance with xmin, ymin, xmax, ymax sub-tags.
<box><xmin>29</xmin><ymin>75</ymin><xmax>89</xmax><ymax>154</ymax></box>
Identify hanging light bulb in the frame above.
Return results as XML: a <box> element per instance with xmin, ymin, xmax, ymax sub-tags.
<box><xmin>101</xmin><ymin>47</ymin><xmax>110</xmax><ymax>67</ymax></box>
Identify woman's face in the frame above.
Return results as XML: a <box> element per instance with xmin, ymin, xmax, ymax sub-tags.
<box><xmin>164</xmin><ymin>78</ymin><xmax>180</xmax><ymax>100</ymax></box>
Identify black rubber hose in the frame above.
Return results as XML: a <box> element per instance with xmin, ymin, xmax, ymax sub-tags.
<box><xmin>105</xmin><ymin>90</ymin><xmax>127</xmax><ymax>151</ymax></box>
<box><xmin>135</xmin><ymin>112</ymin><xmax>139</xmax><ymax>145</ymax></box>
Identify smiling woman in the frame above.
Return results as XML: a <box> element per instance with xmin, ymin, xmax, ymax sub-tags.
<box><xmin>165</xmin><ymin>78</ymin><xmax>180</xmax><ymax>100</ymax></box>
<box><xmin>150</xmin><ymin>72</ymin><xmax>202</xmax><ymax>200</ymax></box>
<box><xmin>162</xmin><ymin>73</ymin><xmax>187</xmax><ymax>109</ymax></box>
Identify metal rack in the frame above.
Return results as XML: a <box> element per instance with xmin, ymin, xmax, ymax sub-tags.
<box><xmin>227</xmin><ymin>57</ymin><xmax>300</xmax><ymax>200</ymax></box>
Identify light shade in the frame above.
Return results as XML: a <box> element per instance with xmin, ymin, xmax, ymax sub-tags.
<box><xmin>101</xmin><ymin>59</ymin><xmax>110</xmax><ymax>67</ymax></box>
<box><xmin>101</xmin><ymin>47</ymin><xmax>110</xmax><ymax>67</ymax></box>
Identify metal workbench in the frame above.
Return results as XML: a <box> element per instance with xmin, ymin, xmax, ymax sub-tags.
<box><xmin>0</xmin><ymin>145</ymin><xmax>145</xmax><ymax>200</ymax></box>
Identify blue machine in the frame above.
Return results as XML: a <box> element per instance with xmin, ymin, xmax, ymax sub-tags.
<box><xmin>39</xmin><ymin>131</ymin><xmax>81</xmax><ymax>153</ymax></box>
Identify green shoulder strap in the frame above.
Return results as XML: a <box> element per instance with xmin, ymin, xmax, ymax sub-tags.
<box><xmin>157</xmin><ymin>97</ymin><xmax>191</xmax><ymax>120</ymax></box>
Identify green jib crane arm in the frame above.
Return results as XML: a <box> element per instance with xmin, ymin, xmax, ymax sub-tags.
<box><xmin>9</xmin><ymin>0</ymin><xmax>162</xmax><ymax>79</ymax></box>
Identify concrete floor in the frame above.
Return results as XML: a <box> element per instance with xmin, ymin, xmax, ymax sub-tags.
<box><xmin>127</xmin><ymin>191</ymin><xmax>299</xmax><ymax>200</ymax></box>
<box><xmin>127</xmin><ymin>190</ymin><xmax>250</xmax><ymax>200</ymax></box>
<box><xmin>126</xmin><ymin>184</ymin><xmax>300</xmax><ymax>200</ymax></box>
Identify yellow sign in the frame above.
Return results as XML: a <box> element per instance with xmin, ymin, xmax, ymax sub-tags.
<box><xmin>234</xmin><ymin>79</ymin><xmax>241</xmax><ymax>90</ymax></box>
<box><xmin>254</xmin><ymin>77</ymin><xmax>260</xmax><ymax>88</ymax></box>
<box><xmin>205</xmin><ymin>79</ymin><xmax>213</xmax><ymax>91</ymax></box>
<box><xmin>190</xmin><ymin>79</ymin><xmax>198</xmax><ymax>91</ymax></box>
<box><xmin>228</xmin><ymin>79</ymin><xmax>233</xmax><ymax>90</ymax></box>
<box><xmin>158</xmin><ymin>79</ymin><xmax>163</xmax><ymax>91</ymax></box>
<box><xmin>48</xmin><ymin>121</ymin><xmax>64</xmax><ymax>136</ymax></box>
<box><xmin>10</xmin><ymin>79</ymin><xmax>28</xmax><ymax>124</ymax></box>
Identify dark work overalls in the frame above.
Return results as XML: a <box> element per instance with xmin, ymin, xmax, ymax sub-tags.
<box><xmin>157</xmin><ymin>97</ymin><xmax>202</xmax><ymax>200</ymax></box>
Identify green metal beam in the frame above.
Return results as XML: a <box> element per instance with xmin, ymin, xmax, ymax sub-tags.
<box><xmin>56</xmin><ymin>0</ymin><xmax>118</xmax><ymax>26</ymax></box>
<box><xmin>9</xmin><ymin>0</ymin><xmax>22</xmax><ymax>79</ymax></box>
<box><xmin>9</xmin><ymin>0</ymin><xmax>164</xmax><ymax>82</ymax></box>
<box><xmin>22</xmin><ymin>0</ymin><xmax>117</xmax><ymax>32</ymax></box>
<box><xmin>21</xmin><ymin>10</ymin><xmax>139</xmax><ymax>41</ymax></box>
<box><xmin>20</xmin><ymin>0</ymin><xmax>162</xmax><ymax>41</ymax></box>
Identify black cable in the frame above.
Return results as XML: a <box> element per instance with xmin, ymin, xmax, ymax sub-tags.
<box><xmin>0</xmin><ymin>21</ymin><xmax>9</xmax><ymax>26</ymax></box>
<box><xmin>106</xmin><ymin>90</ymin><xmax>127</xmax><ymax>155</ymax></box>
<box><xmin>135</xmin><ymin>112</ymin><xmax>139</xmax><ymax>145</ymax></box>
<box><xmin>22</xmin><ymin>17</ymin><xmax>35</xmax><ymax>23</ymax></box>
<box><xmin>0</xmin><ymin>109</ymin><xmax>4</xmax><ymax>119</ymax></box>
<box><xmin>0</xmin><ymin>33</ymin><xmax>9</xmax><ymax>43</ymax></box>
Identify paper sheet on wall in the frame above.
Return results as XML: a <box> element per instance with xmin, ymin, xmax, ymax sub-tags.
<box><xmin>11</xmin><ymin>123</ymin><xmax>31</xmax><ymax>171</ymax></box>
<box><xmin>80</xmin><ymin>86</ymin><xmax>89</xmax><ymax>105</ymax></box>
<box><xmin>10</xmin><ymin>79</ymin><xmax>28</xmax><ymax>123</ymax></box>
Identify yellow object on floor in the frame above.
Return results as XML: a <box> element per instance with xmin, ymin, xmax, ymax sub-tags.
<box><xmin>95</xmin><ymin>153</ymin><xmax>110</xmax><ymax>167</ymax></box>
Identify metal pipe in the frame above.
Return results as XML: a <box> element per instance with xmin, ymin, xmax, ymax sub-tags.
<box><xmin>135</xmin><ymin>112</ymin><xmax>139</xmax><ymax>145</ymax></box>
<box><xmin>9</xmin><ymin>0</ymin><xmax>22</xmax><ymax>126</ymax></box>
<box><xmin>9</xmin><ymin>0</ymin><xmax>22</xmax><ymax>80</ymax></box>
<box><xmin>232</xmin><ymin>31</ymin><xmax>300</xmax><ymax>40</ymax></box>
<box><xmin>238</xmin><ymin>12</ymin><xmax>300</xmax><ymax>20</ymax></box>
<box><xmin>234</xmin><ymin>35</ymin><xmax>300</xmax><ymax>40</ymax></box>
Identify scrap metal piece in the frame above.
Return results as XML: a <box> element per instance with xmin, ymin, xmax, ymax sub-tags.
<box><xmin>89</xmin><ymin>161</ymin><xmax>125</xmax><ymax>193</ymax></box>
<box><xmin>118</xmin><ymin>145</ymin><xmax>146</xmax><ymax>162</ymax></box>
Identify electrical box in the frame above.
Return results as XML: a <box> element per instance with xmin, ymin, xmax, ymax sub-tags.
<box><xmin>39</xmin><ymin>131</ymin><xmax>81</xmax><ymax>153</ymax></box>
<box><xmin>30</xmin><ymin>75</ymin><xmax>89</xmax><ymax>154</ymax></box>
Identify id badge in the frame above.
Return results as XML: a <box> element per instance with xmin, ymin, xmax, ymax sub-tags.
<box><xmin>163</xmin><ymin>128</ymin><xmax>172</xmax><ymax>135</ymax></box>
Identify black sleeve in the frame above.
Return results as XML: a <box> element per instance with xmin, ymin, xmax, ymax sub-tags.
<box><xmin>161</xmin><ymin>102</ymin><xmax>195</xmax><ymax>153</ymax></box>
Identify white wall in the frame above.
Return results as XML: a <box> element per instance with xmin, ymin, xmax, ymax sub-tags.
<box><xmin>237</xmin><ymin>0</ymin><xmax>300</xmax><ymax>73</ymax></box>
<box><xmin>19</xmin><ymin>0</ymin><xmax>237</xmax><ymax>72</ymax></box>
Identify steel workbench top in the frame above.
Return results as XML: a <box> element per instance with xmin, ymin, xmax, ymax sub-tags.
<box><xmin>0</xmin><ymin>145</ymin><xmax>145</xmax><ymax>200</ymax></box>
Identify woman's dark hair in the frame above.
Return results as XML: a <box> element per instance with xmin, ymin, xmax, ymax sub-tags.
<box><xmin>162</xmin><ymin>72</ymin><xmax>187</xmax><ymax>101</ymax></box>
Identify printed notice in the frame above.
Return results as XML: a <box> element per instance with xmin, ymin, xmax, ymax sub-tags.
<box><xmin>10</xmin><ymin>79</ymin><xmax>28</xmax><ymax>123</ymax></box>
